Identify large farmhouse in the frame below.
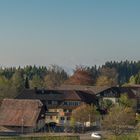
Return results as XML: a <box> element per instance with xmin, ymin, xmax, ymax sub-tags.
<box><xmin>16</xmin><ymin>88</ymin><xmax>98</xmax><ymax>125</ymax></box>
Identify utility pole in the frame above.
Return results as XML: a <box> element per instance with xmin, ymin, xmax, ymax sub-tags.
<box><xmin>21</xmin><ymin>117</ymin><xmax>24</xmax><ymax>134</ymax></box>
<box><xmin>89</xmin><ymin>114</ymin><xmax>91</xmax><ymax>127</ymax></box>
<box><xmin>137</xmin><ymin>88</ymin><xmax>140</xmax><ymax>113</ymax></box>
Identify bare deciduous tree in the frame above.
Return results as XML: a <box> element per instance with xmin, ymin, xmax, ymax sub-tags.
<box><xmin>102</xmin><ymin>105</ymin><xmax>136</xmax><ymax>136</ymax></box>
<box><xmin>71</xmin><ymin>104</ymin><xmax>99</xmax><ymax>125</ymax></box>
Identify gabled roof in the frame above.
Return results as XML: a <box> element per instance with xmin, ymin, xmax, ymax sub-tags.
<box><xmin>61</xmin><ymin>90</ymin><xmax>81</xmax><ymax>101</ymax></box>
<box><xmin>57</xmin><ymin>84</ymin><xmax>110</xmax><ymax>94</ymax></box>
<box><xmin>0</xmin><ymin>99</ymin><xmax>43</xmax><ymax>127</ymax></box>
<box><xmin>96</xmin><ymin>86</ymin><xmax>138</xmax><ymax>99</ymax></box>
<box><xmin>76</xmin><ymin>90</ymin><xmax>97</xmax><ymax>104</ymax></box>
<box><xmin>120</xmin><ymin>87</ymin><xmax>138</xmax><ymax>98</ymax></box>
<box><xmin>16</xmin><ymin>89</ymin><xmax>97</xmax><ymax>104</ymax></box>
<box><xmin>16</xmin><ymin>89</ymin><xmax>64</xmax><ymax>101</ymax></box>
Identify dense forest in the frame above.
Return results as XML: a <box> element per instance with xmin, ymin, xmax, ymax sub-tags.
<box><xmin>0</xmin><ymin>60</ymin><xmax>140</xmax><ymax>99</ymax></box>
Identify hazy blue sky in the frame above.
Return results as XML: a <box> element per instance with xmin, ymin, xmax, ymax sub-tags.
<box><xmin>0</xmin><ymin>0</ymin><xmax>140</xmax><ymax>67</ymax></box>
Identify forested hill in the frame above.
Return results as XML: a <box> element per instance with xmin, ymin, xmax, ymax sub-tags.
<box><xmin>0</xmin><ymin>61</ymin><xmax>140</xmax><ymax>98</ymax></box>
<box><xmin>87</xmin><ymin>60</ymin><xmax>140</xmax><ymax>85</ymax></box>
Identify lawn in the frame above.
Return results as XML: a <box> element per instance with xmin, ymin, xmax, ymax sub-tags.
<box><xmin>0</xmin><ymin>136</ymin><xmax>80</xmax><ymax>140</ymax></box>
<box><xmin>104</xmin><ymin>133</ymin><xmax>140</xmax><ymax>140</ymax></box>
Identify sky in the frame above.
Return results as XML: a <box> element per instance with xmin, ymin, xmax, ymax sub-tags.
<box><xmin>0</xmin><ymin>0</ymin><xmax>140</xmax><ymax>68</ymax></box>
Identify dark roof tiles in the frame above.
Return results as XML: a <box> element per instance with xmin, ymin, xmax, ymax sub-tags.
<box><xmin>57</xmin><ymin>84</ymin><xmax>110</xmax><ymax>94</ymax></box>
<box><xmin>16</xmin><ymin>89</ymin><xmax>97</xmax><ymax>103</ymax></box>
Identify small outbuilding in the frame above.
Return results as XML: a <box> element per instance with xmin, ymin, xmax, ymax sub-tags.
<box><xmin>0</xmin><ymin>99</ymin><xmax>45</xmax><ymax>133</ymax></box>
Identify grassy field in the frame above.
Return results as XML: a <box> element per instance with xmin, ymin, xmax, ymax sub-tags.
<box><xmin>0</xmin><ymin>136</ymin><xmax>80</xmax><ymax>140</ymax></box>
<box><xmin>0</xmin><ymin>133</ymin><xmax>139</xmax><ymax>140</ymax></box>
<box><xmin>104</xmin><ymin>133</ymin><xmax>140</xmax><ymax>140</ymax></box>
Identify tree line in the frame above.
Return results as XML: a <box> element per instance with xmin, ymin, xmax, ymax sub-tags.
<box><xmin>1</xmin><ymin>60</ymin><xmax>140</xmax><ymax>98</ymax></box>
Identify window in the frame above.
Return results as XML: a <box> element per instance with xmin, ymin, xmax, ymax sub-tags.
<box><xmin>67</xmin><ymin>117</ymin><xmax>70</xmax><ymax>121</ymax></box>
<box><xmin>48</xmin><ymin>100</ymin><xmax>58</xmax><ymax>105</ymax></box>
<box><xmin>64</xmin><ymin>109</ymin><xmax>67</xmax><ymax>112</ymax></box>
<box><xmin>60</xmin><ymin>117</ymin><xmax>65</xmax><ymax>121</ymax></box>
<box><xmin>48</xmin><ymin>100</ymin><xmax>52</xmax><ymax>105</ymax></box>
<box><xmin>64</xmin><ymin>102</ymin><xmax>68</xmax><ymax>105</ymax></box>
<box><xmin>63</xmin><ymin>101</ymin><xmax>80</xmax><ymax>106</ymax></box>
<box><xmin>52</xmin><ymin>101</ymin><xmax>58</xmax><ymax>105</ymax></box>
<box><xmin>64</xmin><ymin>109</ymin><xmax>71</xmax><ymax>113</ymax></box>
